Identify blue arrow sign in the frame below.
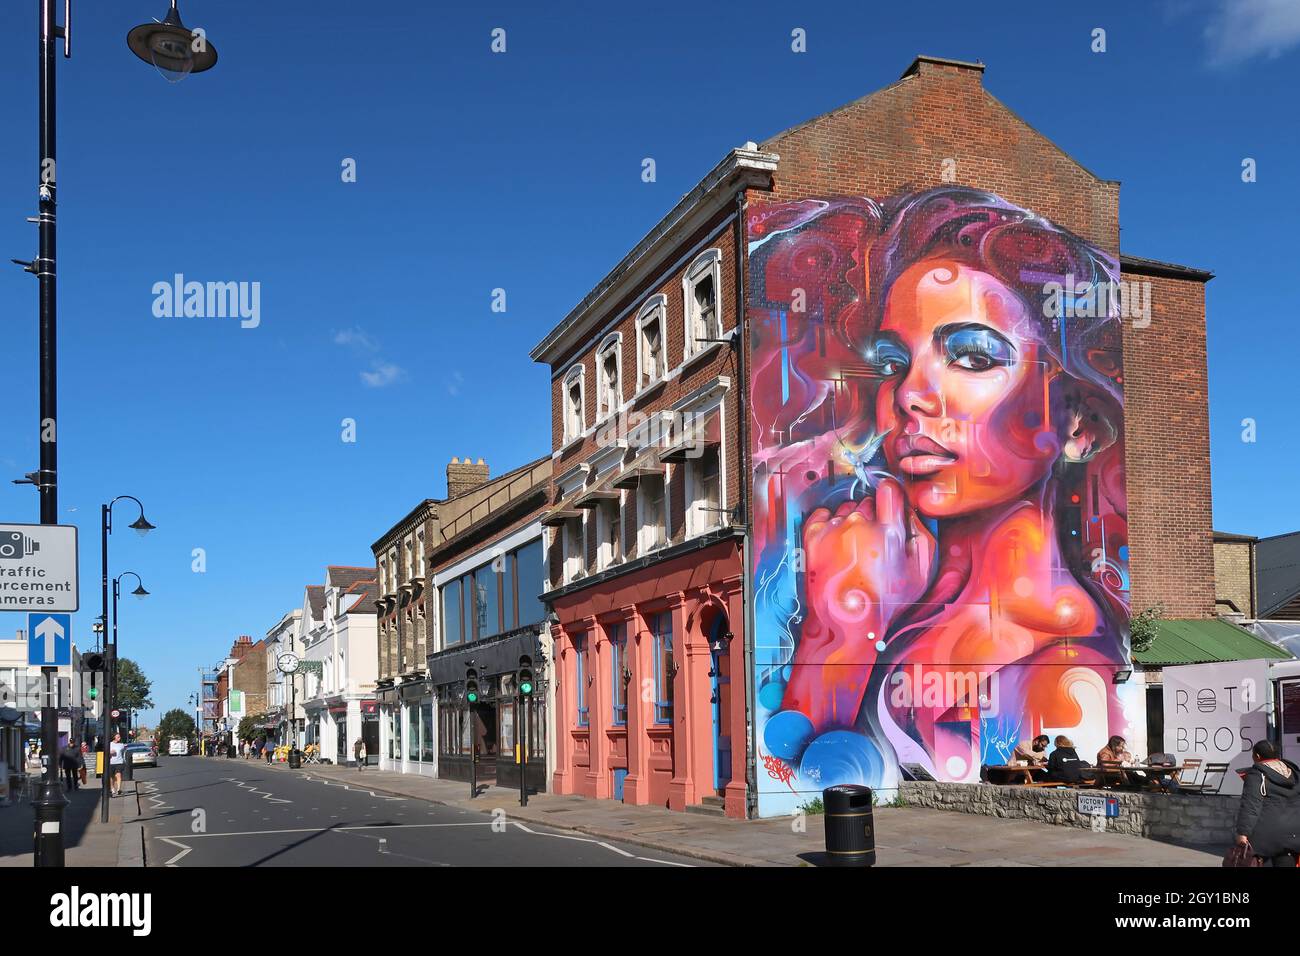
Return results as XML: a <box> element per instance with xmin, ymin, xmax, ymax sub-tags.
<box><xmin>28</xmin><ymin>613</ymin><xmax>71</xmax><ymax>666</ymax></box>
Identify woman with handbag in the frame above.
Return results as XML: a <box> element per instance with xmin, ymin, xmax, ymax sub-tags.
<box><xmin>1233</xmin><ymin>740</ymin><xmax>1300</xmax><ymax>867</ymax></box>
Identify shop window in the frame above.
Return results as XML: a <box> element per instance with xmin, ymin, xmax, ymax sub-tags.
<box><xmin>609</xmin><ymin>622</ymin><xmax>627</xmax><ymax>726</ymax></box>
<box><xmin>474</xmin><ymin>563</ymin><xmax>500</xmax><ymax>640</ymax></box>
<box><xmin>420</xmin><ymin>697</ymin><xmax>434</xmax><ymax>762</ymax></box>
<box><xmin>406</xmin><ymin>704</ymin><xmax>420</xmax><ymax>762</ymax></box>
<box><xmin>575</xmin><ymin>635</ymin><xmax>589</xmax><ymax>727</ymax></box>
<box><xmin>652</xmin><ymin>612</ymin><xmax>674</xmax><ymax>724</ymax></box>
<box><xmin>442</xmin><ymin>579</ymin><xmax>462</xmax><ymax>646</ymax></box>
<box><xmin>514</xmin><ymin>538</ymin><xmax>545</xmax><ymax>626</ymax></box>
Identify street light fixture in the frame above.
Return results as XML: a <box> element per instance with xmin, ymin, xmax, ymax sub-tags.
<box><xmin>19</xmin><ymin>1</ymin><xmax>215</xmax><ymax>866</ymax></box>
<box><xmin>127</xmin><ymin>0</ymin><xmax>218</xmax><ymax>83</ymax></box>
<box><xmin>99</xmin><ymin>495</ymin><xmax>154</xmax><ymax>824</ymax></box>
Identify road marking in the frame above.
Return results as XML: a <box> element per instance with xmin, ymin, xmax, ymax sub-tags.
<box><xmin>223</xmin><ymin>777</ymin><xmax>292</xmax><ymax>803</ymax></box>
<box><xmin>158</xmin><ymin>837</ymin><xmax>192</xmax><ymax>867</ymax></box>
<box><xmin>293</xmin><ymin>772</ymin><xmax>405</xmax><ymax>801</ymax></box>
<box><xmin>510</xmin><ymin>822</ymin><xmax>692</xmax><ymax>866</ymax></box>
<box><xmin>156</xmin><ymin>821</ymin><xmax>494</xmax><ymax>840</ymax></box>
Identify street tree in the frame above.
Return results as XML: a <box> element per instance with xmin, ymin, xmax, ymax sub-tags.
<box><xmin>156</xmin><ymin>709</ymin><xmax>195</xmax><ymax>748</ymax></box>
<box><xmin>115</xmin><ymin>658</ymin><xmax>154</xmax><ymax>712</ymax></box>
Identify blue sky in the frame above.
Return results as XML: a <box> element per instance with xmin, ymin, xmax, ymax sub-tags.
<box><xmin>0</xmin><ymin>0</ymin><xmax>1296</xmax><ymax>724</ymax></box>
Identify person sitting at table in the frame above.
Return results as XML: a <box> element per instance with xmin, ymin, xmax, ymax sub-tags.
<box><xmin>1012</xmin><ymin>735</ymin><xmax>1051</xmax><ymax>767</ymax></box>
<box><xmin>1096</xmin><ymin>735</ymin><xmax>1134</xmax><ymax>767</ymax></box>
<box><xmin>1046</xmin><ymin>736</ymin><xmax>1090</xmax><ymax>783</ymax></box>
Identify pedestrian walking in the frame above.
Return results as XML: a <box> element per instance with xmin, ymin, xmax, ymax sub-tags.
<box><xmin>1233</xmin><ymin>740</ymin><xmax>1300</xmax><ymax>867</ymax></box>
<box><xmin>354</xmin><ymin>738</ymin><xmax>366</xmax><ymax>771</ymax></box>
<box><xmin>60</xmin><ymin>741</ymin><xmax>79</xmax><ymax>791</ymax></box>
<box><xmin>265</xmin><ymin>740</ymin><xmax>274</xmax><ymax>764</ymax></box>
<box><xmin>108</xmin><ymin>732</ymin><xmax>126</xmax><ymax>796</ymax></box>
<box><xmin>78</xmin><ymin>740</ymin><xmax>89</xmax><ymax>786</ymax></box>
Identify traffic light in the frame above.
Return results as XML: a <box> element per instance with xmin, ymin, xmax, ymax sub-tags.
<box><xmin>88</xmin><ymin>687</ymin><xmax>98</xmax><ymax>700</ymax></box>
<box><xmin>517</xmin><ymin>656</ymin><xmax>534</xmax><ymax>697</ymax></box>
<box><xmin>465</xmin><ymin>666</ymin><xmax>479</xmax><ymax>705</ymax></box>
<box><xmin>82</xmin><ymin>652</ymin><xmax>105</xmax><ymax>671</ymax></box>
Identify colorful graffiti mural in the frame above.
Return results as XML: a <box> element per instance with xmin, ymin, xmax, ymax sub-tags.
<box><xmin>748</xmin><ymin>187</ymin><xmax>1139</xmax><ymax>815</ymax></box>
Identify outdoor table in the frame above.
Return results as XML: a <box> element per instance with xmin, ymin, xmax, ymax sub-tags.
<box><xmin>985</xmin><ymin>764</ymin><xmax>1046</xmax><ymax>785</ymax></box>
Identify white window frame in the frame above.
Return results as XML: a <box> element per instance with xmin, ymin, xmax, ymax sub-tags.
<box><xmin>595</xmin><ymin>494</ymin><xmax>623</xmax><ymax>571</ymax></box>
<box><xmin>416</xmin><ymin>529</ymin><xmax>425</xmax><ymax>577</ymax></box>
<box><xmin>635</xmin><ymin>294</ymin><xmax>668</xmax><ymax>391</ymax></box>
<box><xmin>637</xmin><ymin>471</ymin><xmax>669</xmax><ymax>553</ymax></box>
<box><xmin>595</xmin><ymin>332</ymin><xmax>622</xmax><ymax>422</ymax></box>
<box><xmin>682</xmin><ymin>399</ymin><xmax>726</xmax><ymax>538</ymax></box>
<box><xmin>682</xmin><ymin>249</ymin><xmax>723</xmax><ymax>361</ymax></box>
<box><xmin>562</xmin><ymin>364</ymin><xmax>586</xmax><ymax>444</ymax></box>
<box><xmin>563</xmin><ymin>516</ymin><xmax>586</xmax><ymax>584</ymax></box>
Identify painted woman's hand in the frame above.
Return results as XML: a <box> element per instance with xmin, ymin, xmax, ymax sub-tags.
<box><xmin>782</xmin><ymin>477</ymin><xmax>935</xmax><ymax>729</ymax></box>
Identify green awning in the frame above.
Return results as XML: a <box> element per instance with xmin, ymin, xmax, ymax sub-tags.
<box><xmin>1133</xmin><ymin>618</ymin><xmax>1294</xmax><ymax>666</ymax></box>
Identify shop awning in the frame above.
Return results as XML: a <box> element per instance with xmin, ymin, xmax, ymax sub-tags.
<box><xmin>1133</xmin><ymin>618</ymin><xmax>1295</xmax><ymax>667</ymax></box>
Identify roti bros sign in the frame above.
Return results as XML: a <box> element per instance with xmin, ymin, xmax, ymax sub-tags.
<box><xmin>0</xmin><ymin>523</ymin><xmax>79</xmax><ymax>612</ymax></box>
<box><xmin>1162</xmin><ymin>659</ymin><xmax>1270</xmax><ymax>796</ymax></box>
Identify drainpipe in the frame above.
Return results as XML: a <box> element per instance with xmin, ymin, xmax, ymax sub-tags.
<box><xmin>734</xmin><ymin>188</ymin><xmax>759</xmax><ymax>819</ymax></box>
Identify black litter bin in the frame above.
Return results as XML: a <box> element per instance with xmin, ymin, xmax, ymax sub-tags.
<box><xmin>227</xmin><ymin>744</ymin><xmax>237</xmax><ymax>758</ymax></box>
<box><xmin>287</xmin><ymin>748</ymin><xmax>302</xmax><ymax>769</ymax></box>
<box><xmin>122</xmin><ymin>756</ymin><xmax>134</xmax><ymax>781</ymax></box>
<box><xmin>823</xmin><ymin>784</ymin><xmax>876</xmax><ymax>867</ymax></box>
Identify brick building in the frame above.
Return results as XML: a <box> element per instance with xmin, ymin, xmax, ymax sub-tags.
<box><xmin>534</xmin><ymin>54</ymin><xmax>1217</xmax><ymax>818</ymax></box>
<box><xmin>373</xmin><ymin>456</ymin><xmax>553</xmax><ymax>787</ymax></box>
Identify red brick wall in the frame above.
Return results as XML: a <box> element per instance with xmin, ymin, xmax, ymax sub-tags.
<box><xmin>1120</xmin><ymin>271</ymin><xmax>1215</xmax><ymax>617</ymax></box>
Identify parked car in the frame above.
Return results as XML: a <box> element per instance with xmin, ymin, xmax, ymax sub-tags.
<box><xmin>125</xmin><ymin>743</ymin><xmax>158</xmax><ymax>768</ymax></box>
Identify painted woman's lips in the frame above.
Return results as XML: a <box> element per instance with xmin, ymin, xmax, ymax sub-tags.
<box><xmin>896</xmin><ymin>434</ymin><xmax>957</xmax><ymax>476</ymax></box>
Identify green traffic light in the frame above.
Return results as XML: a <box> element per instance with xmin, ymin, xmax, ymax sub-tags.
<box><xmin>88</xmin><ymin>688</ymin><xmax>98</xmax><ymax>699</ymax></box>
<box><xmin>520</xmin><ymin>681</ymin><xmax>532</xmax><ymax>695</ymax></box>
<box><xmin>467</xmin><ymin>692</ymin><xmax>478</xmax><ymax>703</ymax></box>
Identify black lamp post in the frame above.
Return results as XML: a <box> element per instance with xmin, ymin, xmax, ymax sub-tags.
<box><xmin>99</xmin><ymin>496</ymin><xmax>153</xmax><ymax>824</ymax></box>
<box><xmin>18</xmin><ymin>0</ymin><xmax>216</xmax><ymax>868</ymax></box>
<box><xmin>110</xmin><ymin>571</ymin><xmax>148</xmax><ymax>783</ymax></box>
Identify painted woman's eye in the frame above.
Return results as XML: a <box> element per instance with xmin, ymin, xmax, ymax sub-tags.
<box><xmin>864</xmin><ymin>337</ymin><xmax>910</xmax><ymax>377</ymax></box>
<box><xmin>943</xmin><ymin>326</ymin><xmax>1015</xmax><ymax>371</ymax></box>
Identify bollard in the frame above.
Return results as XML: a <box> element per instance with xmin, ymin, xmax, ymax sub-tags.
<box><xmin>122</xmin><ymin>755</ymin><xmax>134</xmax><ymax>781</ymax></box>
<box><xmin>822</xmin><ymin>784</ymin><xmax>876</xmax><ymax>867</ymax></box>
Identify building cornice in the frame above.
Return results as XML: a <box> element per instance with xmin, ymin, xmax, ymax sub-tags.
<box><xmin>530</xmin><ymin>146</ymin><xmax>779</xmax><ymax>367</ymax></box>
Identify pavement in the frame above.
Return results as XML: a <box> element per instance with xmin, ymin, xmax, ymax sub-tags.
<box><xmin>260</xmin><ymin>758</ymin><xmax>1223</xmax><ymax>867</ymax></box>
<box><xmin>0</xmin><ymin>767</ymin><xmax>137</xmax><ymax>867</ymax></box>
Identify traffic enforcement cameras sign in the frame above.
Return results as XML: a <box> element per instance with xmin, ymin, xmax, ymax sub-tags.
<box><xmin>0</xmin><ymin>522</ymin><xmax>79</xmax><ymax>612</ymax></box>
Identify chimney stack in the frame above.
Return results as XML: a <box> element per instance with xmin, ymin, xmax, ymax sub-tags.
<box><xmin>447</xmin><ymin>457</ymin><xmax>490</xmax><ymax>498</ymax></box>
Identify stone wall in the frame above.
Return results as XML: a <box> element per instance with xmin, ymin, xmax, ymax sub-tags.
<box><xmin>900</xmin><ymin>781</ymin><xmax>1237</xmax><ymax>846</ymax></box>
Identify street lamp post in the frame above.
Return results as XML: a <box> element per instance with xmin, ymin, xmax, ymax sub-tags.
<box><xmin>17</xmin><ymin>0</ymin><xmax>217</xmax><ymax>868</ymax></box>
<box><xmin>109</xmin><ymin>571</ymin><xmax>149</xmax><ymax>784</ymax></box>
<box><xmin>99</xmin><ymin>496</ymin><xmax>153</xmax><ymax>824</ymax></box>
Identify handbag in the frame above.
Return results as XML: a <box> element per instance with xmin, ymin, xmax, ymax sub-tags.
<box><xmin>79</xmin><ymin>766</ymin><xmax>87</xmax><ymax>784</ymax></box>
<box><xmin>1223</xmin><ymin>841</ymin><xmax>1263</xmax><ymax>868</ymax></box>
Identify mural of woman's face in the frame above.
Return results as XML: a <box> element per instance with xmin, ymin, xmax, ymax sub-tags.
<box><xmin>870</xmin><ymin>259</ymin><xmax>1059</xmax><ymax>518</ymax></box>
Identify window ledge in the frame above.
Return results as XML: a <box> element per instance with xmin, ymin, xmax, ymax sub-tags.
<box><xmin>559</xmin><ymin>431</ymin><xmax>586</xmax><ymax>455</ymax></box>
<box><xmin>681</xmin><ymin>335</ymin><xmax>729</xmax><ymax>374</ymax></box>
<box><xmin>629</xmin><ymin>377</ymin><xmax>667</xmax><ymax>407</ymax></box>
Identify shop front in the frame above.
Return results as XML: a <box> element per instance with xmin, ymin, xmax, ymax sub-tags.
<box><xmin>548</xmin><ymin>532</ymin><xmax>747</xmax><ymax>818</ymax></box>
<box><xmin>427</xmin><ymin>626</ymin><xmax>547</xmax><ymax>792</ymax></box>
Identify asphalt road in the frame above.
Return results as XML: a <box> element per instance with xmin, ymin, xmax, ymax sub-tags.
<box><xmin>132</xmin><ymin>756</ymin><xmax>707</xmax><ymax>867</ymax></box>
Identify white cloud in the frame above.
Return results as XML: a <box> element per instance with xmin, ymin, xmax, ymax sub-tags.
<box><xmin>447</xmin><ymin>371</ymin><xmax>464</xmax><ymax>396</ymax></box>
<box><xmin>1206</xmin><ymin>0</ymin><xmax>1300</xmax><ymax>66</ymax></box>
<box><xmin>361</xmin><ymin>361</ymin><xmax>405</xmax><ymax>388</ymax></box>
<box><xmin>332</xmin><ymin>327</ymin><xmax>378</xmax><ymax>351</ymax></box>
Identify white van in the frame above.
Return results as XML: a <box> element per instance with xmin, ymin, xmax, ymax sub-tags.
<box><xmin>168</xmin><ymin>738</ymin><xmax>189</xmax><ymax>756</ymax></box>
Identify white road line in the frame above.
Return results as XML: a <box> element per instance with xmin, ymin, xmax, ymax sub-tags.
<box><xmin>293</xmin><ymin>772</ymin><xmax>405</xmax><ymax>801</ymax></box>
<box><xmin>222</xmin><ymin>777</ymin><xmax>292</xmax><ymax>804</ymax></box>
<box><xmin>158</xmin><ymin>837</ymin><xmax>192</xmax><ymax>866</ymax></box>
<box><xmin>510</xmin><ymin>822</ymin><xmax>692</xmax><ymax>866</ymax></box>
<box><xmin>157</xmin><ymin>821</ymin><xmax>495</xmax><ymax>839</ymax></box>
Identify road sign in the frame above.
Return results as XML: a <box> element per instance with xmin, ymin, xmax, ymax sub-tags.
<box><xmin>111</xmin><ymin>710</ymin><xmax>120</xmax><ymax>718</ymax></box>
<box><xmin>0</xmin><ymin>522</ymin><xmax>79</xmax><ymax>612</ymax></box>
<box><xmin>27</xmin><ymin>613</ymin><xmax>71</xmax><ymax>666</ymax></box>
